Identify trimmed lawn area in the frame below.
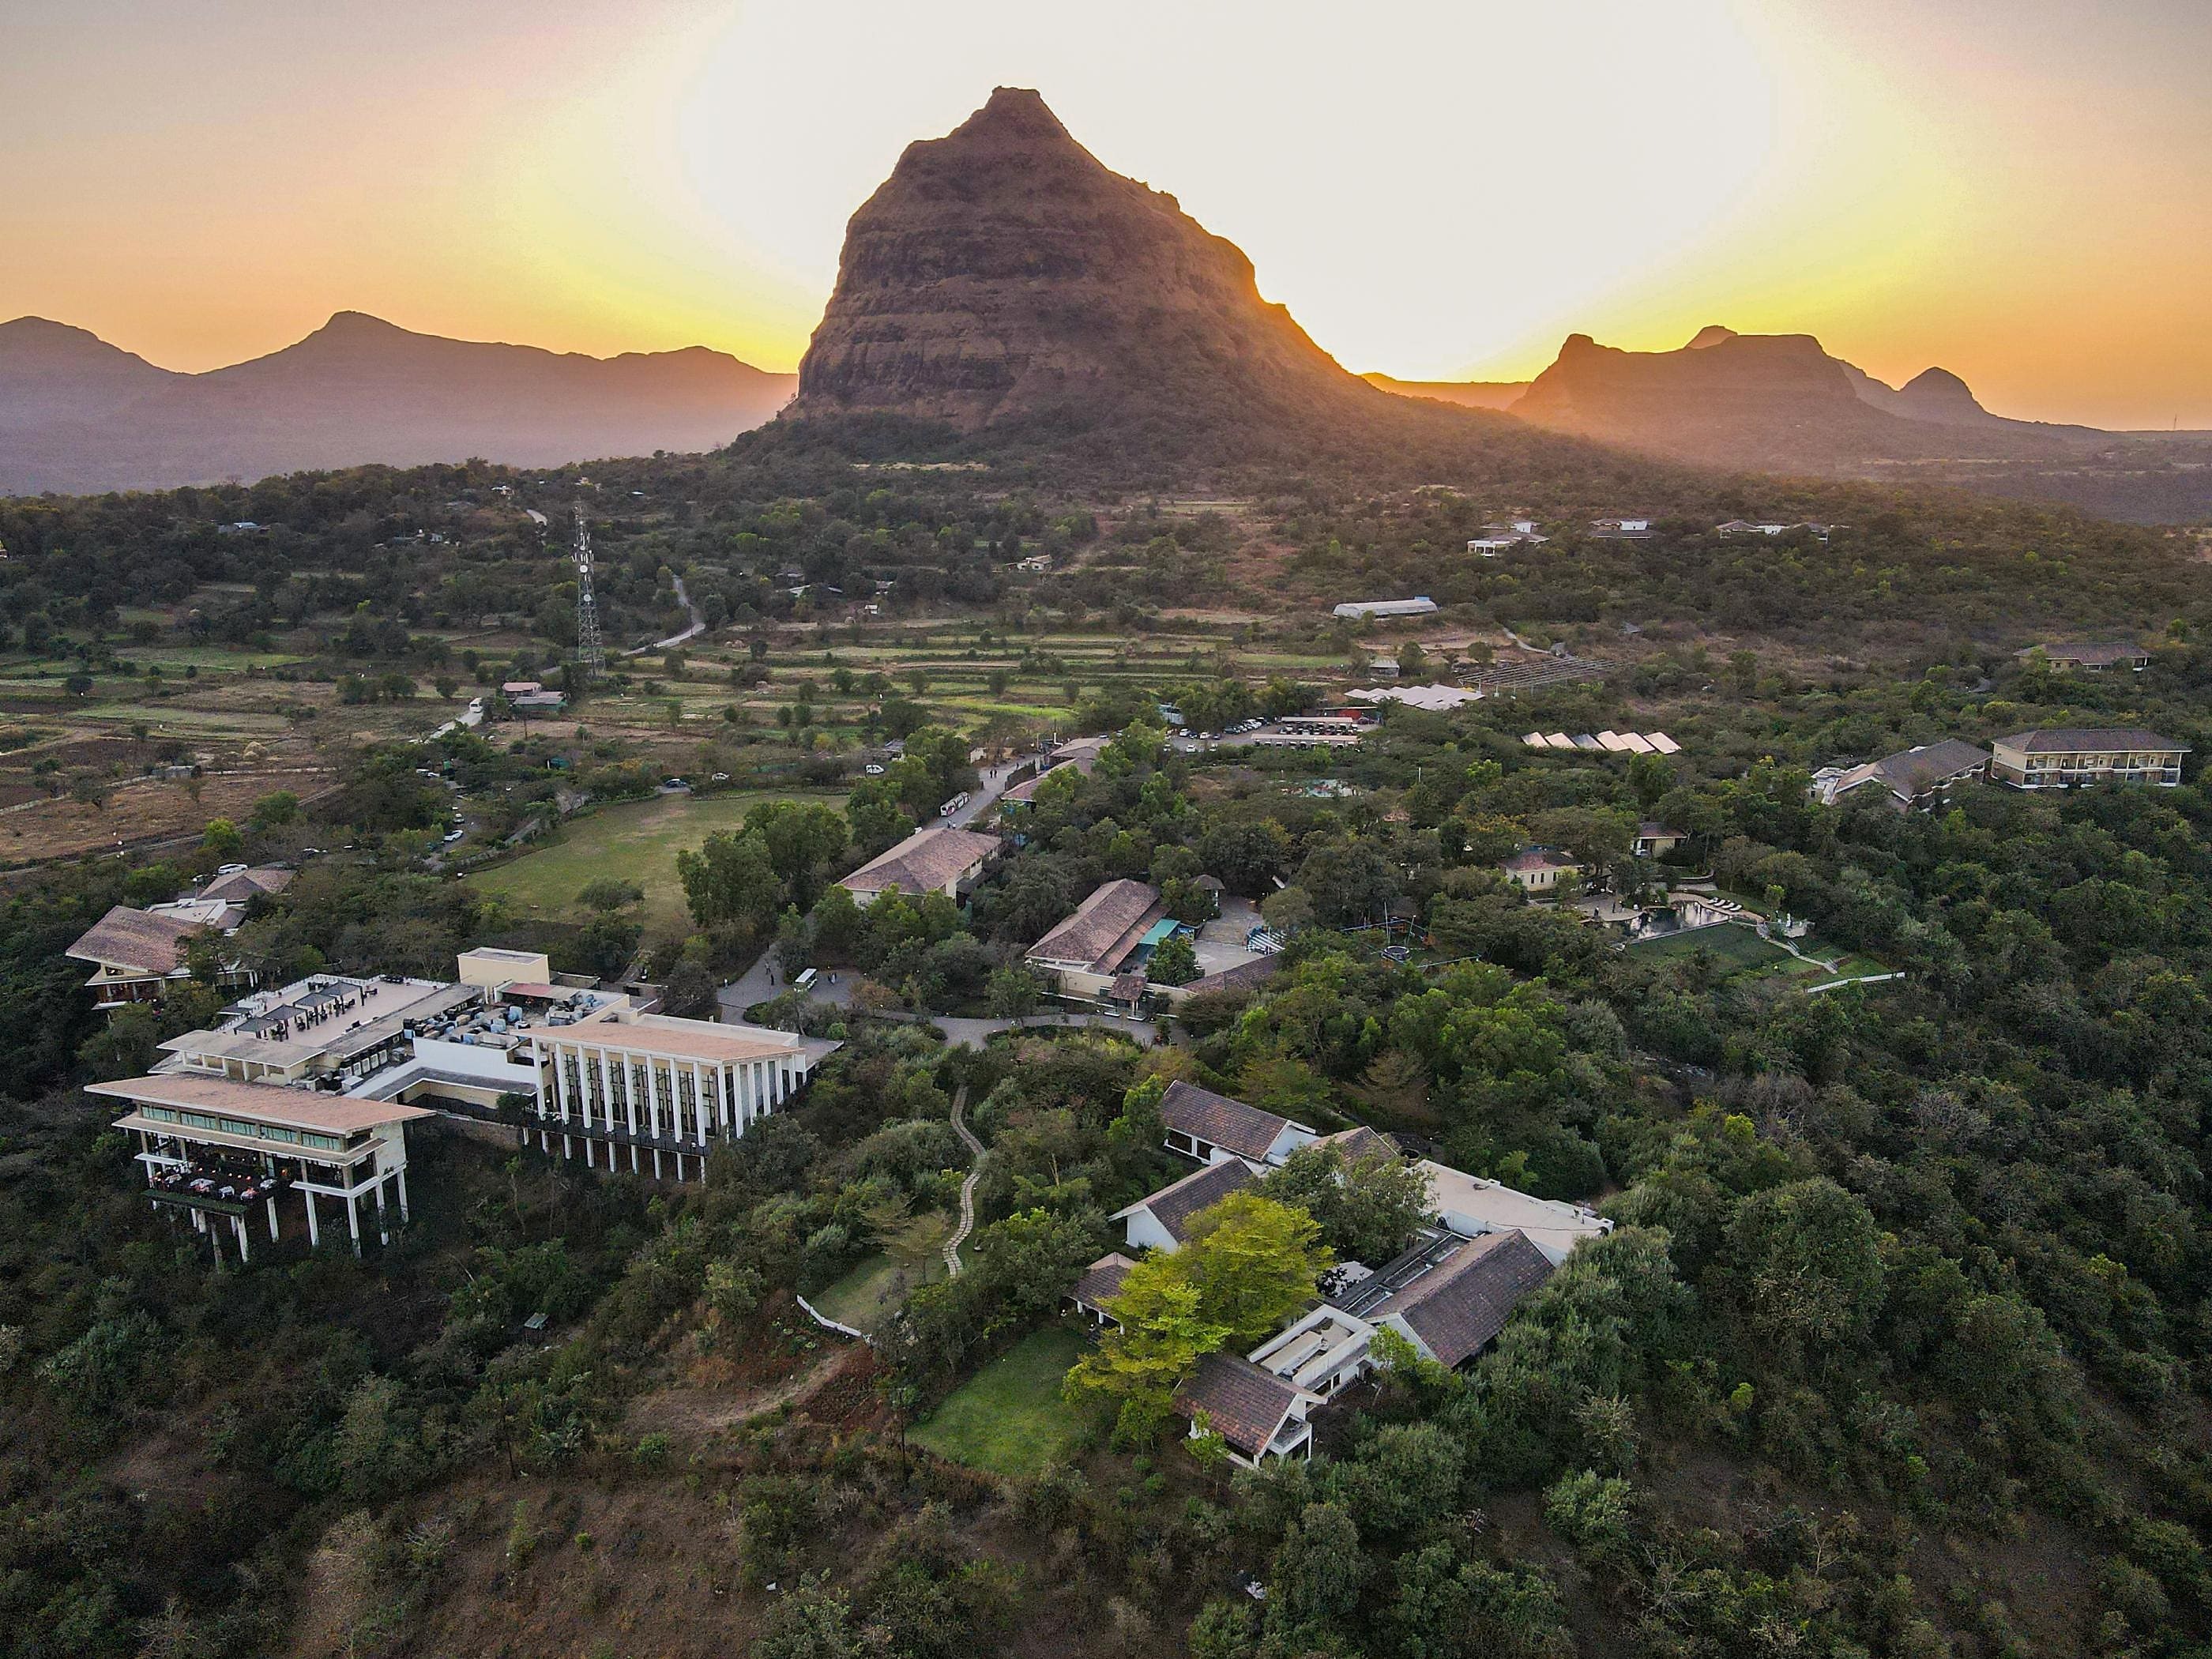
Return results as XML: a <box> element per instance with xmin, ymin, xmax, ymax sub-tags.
<box><xmin>811</xmin><ymin>1219</ymin><xmax>950</xmax><ymax>1336</ymax></box>
<box><xmin>909</xmin><ymin>1326</ymin><xmax>1089</xmax><ymax>1478</ymax></box>
<box><xmin>469</xmin><ymin>788</ymin><xmax>845</xmax><ymax>935</ymax></box>
<box><xmin>1627</xmin><ymin>924</ymin><xmax>1889</xmax><ymax>989</ymax></box>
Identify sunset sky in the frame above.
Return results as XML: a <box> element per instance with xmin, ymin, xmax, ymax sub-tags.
<box><xmin>6</xmin><ymin>0</ymin><xmax>2208</xmax><ymax>427</ymax></box>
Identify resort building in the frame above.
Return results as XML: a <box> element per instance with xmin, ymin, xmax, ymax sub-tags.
<box><xmin>1631</xmin><ymin>822</ymin><xmax>1687</xmax><ymax>858</ymax></box>
<box><xmin>1113</xmin><ymin>1158</ymin><xmax>1256</xmax><ymax>1252</ymax></box>
<box><xmin>837</xmin><ymin>825</ymin><xmax>1001</xmax><ymax>907</ymax></box>
<box><xmin>1418</xmin><ymin>1159</ymin><xmax>1612</xmax><ymax>1264</ymax></box>
<box><xmin>1499</xmin><ymin>848</ymin><xmax>1583</xmax><ymax>893</ymax></box>
<box><xmin>1988</xmin><ymin>728</ymin><xmax>2188</xmax><ymax>789</ymax></box>
<box><xmin>518</xmin><ymin>1004</ymin><xmax>816</xmax><ymax>1183</ymax></box>
<box><xmin>1176</xmin><ymin>1352</ymin><xmax>1326</xmax><ymax>1465</ymax></box>
<box><xmin>1067</xmin><ymin>1252</ymin><xmax>1138</xmax><ymax>1327</ymax></box>
<box><xmin>1023</xmin><ymin>878</ymin><xmax>1191</xmax><ymax>1002</ymax></box>
<box><xmin>1158</xmin><ymin>1079</ymin><xmax>1317</xmax><ymax>1169</ymax></box>
<box><xmin>1811</xmin><ymin>739</ymin><xmax>1991</xmax><ymax>812</ymax></box>
<box><xmin>160</xmin><ymin>975</ymin><xmax>481</xmax><ymax>1086</ymax></box>
<box><xmin>2018</xmin><ymin>641</ymin><xmax>2151</xmax><ymax>674</ymax></box>
<box><xmin>65</xmin><ymin>866</ymin><xmax>295</xmax><ymax>1013</ymax></box>
<box><xmin>69</xmin><ymin>906</ymin><xmax>229</xmax><ymax>1012</ymax></box>
<box><xmin>90</xmin><ymin>1071</ymin><xmax>431</xmax><ymax>1261</ymax></box>
<box><xmin>1082</xmin><ymin>1082</ymin><xmax>1602</xmax><ymax>1467</ymax></box>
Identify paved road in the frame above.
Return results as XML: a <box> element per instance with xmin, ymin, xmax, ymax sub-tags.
<box><xmin>717</xmin><ymin>947</ymin><xmax>855</xmax><ymax>1022</ymax></box>
<box><xmin>626</xmin><ymin>574</ymin><xmax>705</xmax><ymax>656</ymax></box>
<box><xmin>943</xmin><ymin>762</ymin><xmax>1016</xmax><ymax>828</ymax></box>
<box><xmin>942</xmin><ymin>1084</ymin><xmax>980</xmax><ymax>1277</ymax></box>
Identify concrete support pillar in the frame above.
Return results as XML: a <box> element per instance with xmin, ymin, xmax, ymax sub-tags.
<box><xmin>374</xmin><ymin>1178</ymin><xmax>389</xmax><ymax>1247</ymax></box>
<box><xmin>395</xmin><ymin>1168</ymin><xmax>409</xmax><ymax>1223</ymax></box>
<box><xmin>267</xmin><ymin>1196</ymin><xmax>280</xmax><ymax>1241</ymax></box>
<box><xmin>305</xmin><ymin>1189</ymin><xmax>320</xmax><ymax>1249</ymax></box>
<box><xmin>234</xmin><ymin>1215</ymin><xmax>250</xmax><ymax>1263</ymax></box>
<box><xmin>345</xmin><ymin>1191</ymin><xmax>362</xmax><ymax>1257</ymax></box>
<box><xmin>554</xmin><ymin>1045</ymin><xmax>574</xmax><ymax>1162</ymax></box>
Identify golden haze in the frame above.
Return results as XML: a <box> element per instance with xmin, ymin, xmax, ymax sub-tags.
<box><xmin>2</xmin><ymin>0</ymin><xmax>2206</xmax><ymax>427</ymax></box>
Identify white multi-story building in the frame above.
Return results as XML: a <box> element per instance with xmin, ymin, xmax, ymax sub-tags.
<box><xmin>89</xmin><ymin>1072</ymin><xmax>429</xmax><ymax>1262</ymax></box>
<box><xmin>525</xmin><ymin>1007</ymin><xmax>814</xmax><ymax>1182</ymax></box>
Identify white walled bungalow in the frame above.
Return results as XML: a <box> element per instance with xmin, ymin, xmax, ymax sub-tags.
<box><xmin>1112</xmin><ymin>1157</ymin><xmax>1255</xmax><ymax>1253</ymax></box>
<box><xmin>90</xmin><ymin>1073</ymin><xmax>431</xmax><ymax>1261</ymax></box>
<box><xmin>1176</xmin><ymin>1352</ymin><xmax>1323</xmax><ymax>1466</ymax></box>
<box><xmin>1159</xmin><ymin>1080</ymin><xmax>1316</xmax><ymax>1169</ymax></box>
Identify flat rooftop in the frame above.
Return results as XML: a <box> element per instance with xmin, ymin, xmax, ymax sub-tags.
<box><xmin>91</xmin><ymin>1073</ymin><xmax>436</xmax><ymax>1134</ymax></box>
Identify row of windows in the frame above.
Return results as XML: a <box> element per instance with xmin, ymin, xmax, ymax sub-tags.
<box><xmin>135</xmin><ymin>1104</ymin><xmax>348</xmax><ymax>1153</ymax></box>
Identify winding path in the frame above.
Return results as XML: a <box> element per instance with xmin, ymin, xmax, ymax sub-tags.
<box><xmin>942</xmin><ymin>1083</ymin><xmax>981</xmax><ymax>1277</ymax></box>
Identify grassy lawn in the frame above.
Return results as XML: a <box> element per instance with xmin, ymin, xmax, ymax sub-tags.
<box><xmin>469</xmin><ymin>788</ymin><xmax>845</xmax><ymax>933</ymax></box>
<box><xmin>811</xmin><ymin>1219</ymin><xmax>950</xmax><ymax>1336</ymax></box>
<box><xmin>1628</xmin><ymin>924</ymin><xmax>1890</xmax><ymax>988</ymax></box>
<box><xmin>1625</xmin><ymin>924</ymin><xmax>1796</xmax><ymax>974</ymax></box>
<box><xmin>909</xmin><ymin>1326</ymin><xmax>1090</xmax><ymax>1479</ymax></box>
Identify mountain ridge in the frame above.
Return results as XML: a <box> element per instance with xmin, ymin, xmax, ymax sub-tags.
<box><xmin>0</xmin><ymin>313</ymin><xmax>796</xmax><ymax>495</ymax></box>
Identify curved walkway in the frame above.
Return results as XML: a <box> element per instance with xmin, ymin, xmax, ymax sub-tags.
<box><xmin>942</xmin><ymin>1083</ymin><xmax>981</xmax><ymax>1277</ymax></box>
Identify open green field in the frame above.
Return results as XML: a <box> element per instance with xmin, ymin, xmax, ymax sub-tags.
<box><xmin>468</xmin><ymin>788</ymin><xmax>845</xmax><ymax>933</ymax></box>
<box><xmin>111</xmin><ymin>645</ymin><xmax>307</xmax><ymax>671</ymax></box>
<box><xmin>1627</xmin><ymin>923</ymin><xmax>1887</xmax><ymax>988</ymax></box>
<box><xmin>1626</xmin><ymin>924</ymin><xmax>1785</xmax><ymax>972</ymax></box>
<box><xmin>908</xmin><ymin>1326</ymin><xmax>1090</xmax><ymax>1479</ymax></box>
<box><xmin>811</xmin><ymin>1221</ymin><xmax>950</xmax><ymax>1336</ymax></box>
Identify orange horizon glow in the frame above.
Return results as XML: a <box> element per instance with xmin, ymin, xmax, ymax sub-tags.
<box><xmin>4</xmin><ymin>0</ymin><xmax>2208</xmax><ymax>429</ymax></box>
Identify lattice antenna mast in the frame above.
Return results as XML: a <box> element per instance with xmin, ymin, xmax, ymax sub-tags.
<box><xmin>572</xmin><ymin>500</ymin><xmax>605</xmax><ymax>676</ymax></box>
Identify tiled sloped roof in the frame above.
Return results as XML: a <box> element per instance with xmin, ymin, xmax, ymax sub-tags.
<box><xmin>2023</xmin><ymin>641</ymin><xmax>2146</xmax><ymax>667</ymax></box>
<box><xmin>1996</xmin><ymin>728</ymin><xmax>2188</xmax><ymax>754</ymax></box>
<box><xmin>1870</xmin><ymin>739</ymin><xmax>1990</xmax><ymax>798</ymax></box>
<box><xmin>199</xmin><ymin>866</ymin><xmax>295</xmax><ymax>904</ymax></box>
<box><xmin>1380</xmin><ymin>1228</ymin><xmax>1554</xmax><ymax>1367</ymax></box>
<box><xmin>1025</xmin><ymin>879</ymin><xmax>1164</xmax><ymax>971</ymax></box>
<box><xmin>1119</xmin><ymin>1157</ymin><xmax>1254</xmax><ymax>1243</ymax></box>
<box><xmin>1159</xmin><ymin>1079</ymin><xmax>1300</xmax><ymax>1162</ymax></box>
<box><xmin>1316</xmin><ymin>1125</ymin><xmax>1399</xmax><ymax>1164</ymax></box>
<box><xmin>1181</xmin><ymin>955</ymin><xmax>1282</xmax><ymax>999</ymax></box>
<box><xmin>1070</xmin><ymin>1252</ymin><xmax>1137</xmax><ymax>1309</ymax></box>
<box><xmin>1174</xmin><ymin>1352</ymin><xmax>1303</xmax><ymax>1458</ymax></box>
<box><xmin>66</xmin><ymin>905</ymin><xmax>205</xmax><ymax>975</ymax></box>
<box><xmin>840</xmin><ymin>826</ymin><xmax>1001</xmax><ymax>895</ymax></box>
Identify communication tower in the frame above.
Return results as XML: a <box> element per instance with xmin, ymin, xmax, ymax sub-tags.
<box><xmin>572</xmin><ymin>501</ymin><xmax>605</xmax><ymax>676</ymax></box>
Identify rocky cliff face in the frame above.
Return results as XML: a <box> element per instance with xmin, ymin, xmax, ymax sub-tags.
<box><xmin>787</xmin><ymin>88</ymin><xmax>1386</xmax><ymax>433</ymax></box>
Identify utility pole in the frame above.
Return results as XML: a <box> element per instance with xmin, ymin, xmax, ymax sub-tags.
<box><xmin>573</xmin><ymin>501</ymin><xmax>605</xmax><ymax>678</ymax></box>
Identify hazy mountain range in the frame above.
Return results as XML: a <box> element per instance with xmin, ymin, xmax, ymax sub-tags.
<box><xmin>6</xmin><ymin>90</ymin><xmax>2206</xmax><ymax>521</ymax></box>
<box><xmin>0</xmin><ymin>313</ymin><xmax>794</xmax><ymax>495</ymax></box>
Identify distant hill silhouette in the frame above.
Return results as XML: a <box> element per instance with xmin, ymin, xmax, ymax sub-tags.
<box><xmin>0</xmin><ymin>313</ymin><xmax>795</xmax><ymax>494</ymax></box>
<box><xmin>1361</xmin><ymin>373</ymin><xmax>1528</xmax><ymax>412</ymax></box>
<box><xmin>1507</xmin><ymin>325</ymin><xmax>2110</xmax><ymax>467</ymax></box>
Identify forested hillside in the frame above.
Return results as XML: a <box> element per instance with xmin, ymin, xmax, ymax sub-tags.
<box><xmin>0</xmin><ymin>441</ymin><xmax>2209</xmax><ymax>1658</ymax></box>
